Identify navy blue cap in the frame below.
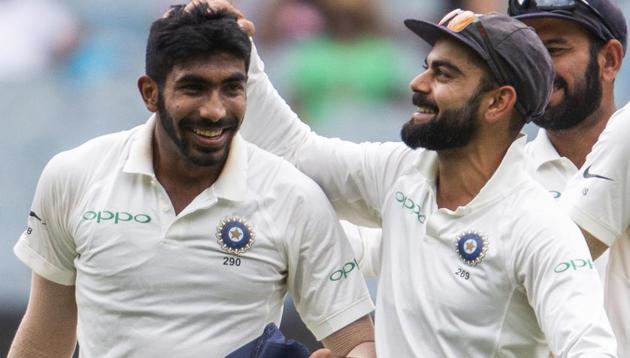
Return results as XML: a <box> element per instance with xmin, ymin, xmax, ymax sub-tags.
<box><xmin>405</xmin><ymin>13</ymin><xmax>555</xmax><ymax>121</ymax></box>
<box><xmin>509</xmin><ymin>0</ymin><xmax>627</xmax><ymax>54</ymax></box>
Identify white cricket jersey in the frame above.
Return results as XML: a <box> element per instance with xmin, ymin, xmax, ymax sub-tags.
<box><xmin>525</xmin><ymin>129</ymin><xmax>610</xmax><ymax>280</ymax></box>
<box><xmin>562</xmin><ymin>102</ymin><xmax>630</xmax><ymax>357</ymax></box>
<box><xmin>240</xmin><ymin>44</ymin><xmax>617</xmax><ymax>357</ymax></box>
<box><xmin>14</xmin><ymin>117</ymin><xmax>374</xmax><ymax>358</ymax></box>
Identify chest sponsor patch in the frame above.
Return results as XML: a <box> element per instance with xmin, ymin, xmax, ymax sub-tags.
<box><xmin>216</xmin><ymin>216</ymin><xmax>255</xmax><ymax>255</ymax></box>
<box><xmin>455</xmin><ymin>231</ymin><xmax>488</xmax><ymax>266</ymax></box>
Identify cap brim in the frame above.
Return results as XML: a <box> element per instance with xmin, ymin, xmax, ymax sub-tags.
<box><xmin>404</xmin><ymin>19</ymin><xmax>488</xmax><ymax>62</ymax></box>
<box><xmin>513</xmin><ymin>12</ymin><xmax>607</xmax><ymax>41</ymax></box>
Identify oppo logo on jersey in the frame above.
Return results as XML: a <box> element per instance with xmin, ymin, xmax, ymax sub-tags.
<box><xmin>82</xmin><ymin>211</ymin><xmax>152</xmax><ymax>224</ymax></box>
<box><xmin>554</xmin><ymin>259</ymin><xmax>594</xmax><ymax>273</ymax></box>
<box><xmin>395</xmin><ymin>191</ymin><xmax>426</xmax><ymax>223</ymax></box>
<box><xmin>329</xmin><ymin>259</ymin><xmax>360</xmax><ymax>281</ymax></box>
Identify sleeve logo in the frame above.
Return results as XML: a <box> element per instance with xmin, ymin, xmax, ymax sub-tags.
<box><xmin>554</xmin><ymin>259</ymin><xmax>594</xmax><ymax>273</ymax></box>
<box><xmin>329</xmin><ymin>259</ymin><xmax>360</xmax><ymax>281</ymax></box>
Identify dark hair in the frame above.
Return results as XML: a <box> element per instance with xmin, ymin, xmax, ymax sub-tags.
<box><xmin>145</xmin><ymin>4</ymin><xmax>252</xmax><ymax>85</ymax></box>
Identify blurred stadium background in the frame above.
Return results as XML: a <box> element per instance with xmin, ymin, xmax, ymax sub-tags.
<box><xmin>2</xmin><ymin>0</ymin><xmax>630</xmax><ymax>354</ymax></box>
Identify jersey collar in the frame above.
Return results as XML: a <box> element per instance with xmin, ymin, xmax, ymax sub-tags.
<box><xmin>437</xmin><ymin>135</ymin><xmax>529</xmax><ymax>215</ymax></box>
<box><xmin>472</xmin><ymin>134</ymin><xmax>529</xmax><ymax>209</ymax></box>
<box><xmin>212</xmin><ymin>132</ymin><xmax>248</xmax><ymax>202</ymax></box>
<box><xmin>123</xmin><ymin>115</ymin><xmax>248</xmax><ymax>202</ymax></box>
<box><xmin>527</xmin><ymin>128</ymin><xmax>564</xmax><ymax>170</ymax></box>
<box><xmin>123</xmin><ymin>115</ymin><xmax>155</xmax><ymax>177</ymax></box>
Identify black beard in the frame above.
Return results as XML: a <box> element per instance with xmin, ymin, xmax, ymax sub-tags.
<box><xmin>156</xmin><ymin>91</ymin><xmax>238</xmax><ymax>167</ymax></box>
<box><xmin>401</xmin><ymin>89</ymin><xmax>484</xmax><ymax>151</ymax></box>
<box><xmin>534</xmin><ymin>50</ymin><xmax>602</xmax><ymax>130</ymax></box>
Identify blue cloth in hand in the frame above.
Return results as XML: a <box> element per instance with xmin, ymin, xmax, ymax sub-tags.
<box><xmin>225</xmin><ymin>323</ymin><xmax>311</xmax><ymax>358</ymax></box>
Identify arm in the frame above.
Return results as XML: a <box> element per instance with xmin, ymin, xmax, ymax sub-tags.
<box><xmin>8</xmin><ymin>273</ymin><xmax>77</xmax><ymax>358</ymax></box>
<box><xmin>310</xmin><ymin>315</ymin><xmax>376</xmax><ymax>358</ymax></box>
<box><xmin>243</xmin><ymin>42</ymin><xmax>416</xmax><ymax>225</ymax></box>
<box><xmin>580</xmin><ymin>227</ymin><xmax>609</xmax><ymax>260</ymax></box>
<box><xmin>514</xmin><ymin>211</ymin><xmax>617</xmax><ymax>356</ymax></box>
<box><xmin>280</xmin><ymin>173</ymin><xmax>374</xmax><ymax>348</ymax></box>
<box><xmin>561</xmin><ymin>103</ymin><xmax>630</xmax><ymax>256</ymax></box>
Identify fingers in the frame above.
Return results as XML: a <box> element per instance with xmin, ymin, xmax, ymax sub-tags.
<box><xmin>184</xmin><ymin>0</ymin><xmax>241</xmax><ymax>17</ymax></box>
<box><xmin>238</xmin><ymin>19</ymin><xmax>256</xmax><ymax>37</ymax></box>
<box><xmin>182</xmin><ymin>0</ymin><xmax>255</xmax><ymax>36</ymax></box>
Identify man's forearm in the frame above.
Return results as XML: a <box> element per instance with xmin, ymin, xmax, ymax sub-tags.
<box><xmin>322</xmin><ymin>315</ymin><xmax>375</xmax><ymax>357</ymax></box>
<box><xmin>8</xmin><ymin>274</ymin><xmax>77</xmax><ymax>358</ymax></box>
<box><xmin>8</xmin><ymin>312</ymin><xmax>77</xmax><ymax>358</ymax></box>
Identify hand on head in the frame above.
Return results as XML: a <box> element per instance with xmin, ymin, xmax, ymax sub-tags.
<box><xmin>181</xmin><ymin>0</ymin><xmax>255</xmax><ymax>36</ymax></box>
<box><xmin>161</xmin><ymin>0</ymin><xmax>255</xmax><ymax>36</ymax></box>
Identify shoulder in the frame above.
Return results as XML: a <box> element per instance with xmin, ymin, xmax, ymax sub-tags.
<box><xmin>41</xmin><ymin>126</ymin><xmax>139</xmax><ymax>185</ymax></box>
<box><xmin>598</xmin><ymin>102</ymin><xmax>630</xmax><ymax>149</ymax></box>
<box><xmin>245</xmin><ymin>142</ymin><xmax>335</xmax><ymax>207</ymax></box>
<box><xmin>246</xmin><ymin>142</ymin><xmax>323</xmax><ymax>192</ymax></box>
<box><xmin>505</xmin><ymin>182</ymin><xmax>582</xmax><ymax>243</ymax></box>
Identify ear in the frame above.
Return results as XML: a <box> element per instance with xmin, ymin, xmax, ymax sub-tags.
<box><xmin>138</xmin><ymin>75</ymin><xmax>159</xmax><ymax>113</ymax></box>
<box><xmin>481</xmin><ymin>86</ymin><xmax>517</xmax><ymax>124</ymax></box>
<box><xmin>599</xmin><ymin>39</ymin><xmax>623</xmax><ymax>83</ymax></box>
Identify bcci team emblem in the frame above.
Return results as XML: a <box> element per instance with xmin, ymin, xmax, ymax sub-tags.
<box><xmin>455</xmin><ymin>231</ymin><xmax>488</xmax><ymax>266</ymax></box>
<box><xmin>216</xmin><ymin>216</ymin><xmax>255</xmax><ymax>255</ymax></box>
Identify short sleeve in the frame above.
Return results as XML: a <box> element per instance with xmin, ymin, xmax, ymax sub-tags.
<box><xmin>561</xmin><ymin>104</ymin><xmax>630</xmax><ymax>246</ymax></box>
<box><xmin>280</xmin><ymin>180</ymin><xmax>374</xmax><ymax>340</ymax></box>
<box><xmin>14</xmin><ymin>154</ymin><xmax>77</xmax><ymax>285</ymax></box>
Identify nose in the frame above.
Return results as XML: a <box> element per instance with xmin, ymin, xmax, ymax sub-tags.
<box><xmin>409</xmin><ymin>70</ymin><xmax>430</xmax><ymax>94</ymax></box>
<box><xmin>200</xmin><ymin>91</ymin><xmax>227</xmax><ymax>121</ymax></box>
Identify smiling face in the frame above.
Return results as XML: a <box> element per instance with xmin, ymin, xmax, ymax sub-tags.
<box><xmin>524</xmin><ymin>18</ymin><xmax>603</xmax><ymax>130</ymax></box>
<box><xmin>401</xmin><ymin>38</ymin><xmax>495</xmax><ymax>150</ymax></box>
<box><xmin>153</xmin><ymin>53</ymin><xmax>247</xmax><ymax>169</ymax></box>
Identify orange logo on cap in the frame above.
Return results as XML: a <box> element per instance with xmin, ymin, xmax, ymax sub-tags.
<box><xmin>439</xmin><ymin>9</ymin><xmax>480</xmax><ymax>33</ymax></box>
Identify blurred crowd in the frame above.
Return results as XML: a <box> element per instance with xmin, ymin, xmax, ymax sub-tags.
<box><xmin>1</xmin><ymin>0</ymin><xmax>630</xmax><ymax>351</ymax></box>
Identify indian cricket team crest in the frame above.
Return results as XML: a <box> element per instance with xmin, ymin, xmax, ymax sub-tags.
<box><xmin>216</xmin><ymin>216</ymin><xmax>255</xmax><ymax>255</ymax></box>
<box><xmin>455</xmin><ymin>231</ymin><xmax>488</xmax><ymax>266</ymax></box>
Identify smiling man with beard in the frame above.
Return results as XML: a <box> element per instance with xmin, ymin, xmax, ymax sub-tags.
<box><xmin>506</xmin><ymin>2</ymin><xmax>627</xmax><ymax>354</ymax></box>
<box><xmin>8</xmin><ymin>4</ymin><xmax>377</xmax><ymax>358</ymax></box>
<box><xmin>506</xmin><ymin>0</ymin><xmax>626</xmax><ymax>206</ymax></box>
<box><xmin>232</xmin><ymin>1</ymin><xmax>619</xmax><ymax>355</ymax></box>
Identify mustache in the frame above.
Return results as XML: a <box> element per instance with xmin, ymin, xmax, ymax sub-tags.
<box><xmin>412</xmin><ymin>92</ymin><xmax>438</xmax><ymax>108</ymax></box>
<box><xmin>180</xmin><ymin>116</ymin><xmax>240</xmax><ymax>129</ymax></box>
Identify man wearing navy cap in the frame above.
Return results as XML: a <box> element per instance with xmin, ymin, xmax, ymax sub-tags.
<box><xmin>507</xmin><ymin>0</ymin><xmax>626</xmax><ymax>202</ymax></box>
<box><xmin>507</xmin><ymin>2</ymin><xmax>628</xmax><ymax>355</ymax></box>
<box><xmin>228</xmin><ymin>1</ymin><xmax>619</xmax><ymax>355</ymax></box>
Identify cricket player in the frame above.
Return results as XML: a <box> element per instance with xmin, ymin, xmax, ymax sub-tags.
<box><xmin>561</xmin><ymin>100</ymin><xmax>630</xmax><ymax>356</ymax></box>
<box><xmin>237</xmin><ymin>3</ymin><xmax>619</xmax><ymax>356</ymax></box>
<box><xmin>508</xmin><ymin>2</ymin><xmax>628</xmax><ymax>355</ymax></box>
<box><xmin>8</xmin><ymin>5</ymin><xmax>375</xmax><ymax>357</ymax></box>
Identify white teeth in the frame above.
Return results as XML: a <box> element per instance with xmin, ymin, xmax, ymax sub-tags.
<box><xmin>417</xmin><ymin>106</ymin><xmax>437</xmax><ymax>114</ymax></box>
<box><xmin>193</xmin><ymin>128</ymin><xmax>223</xmax><ymax>138</ymax></box>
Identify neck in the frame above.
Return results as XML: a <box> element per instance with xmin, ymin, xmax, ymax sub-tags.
<box><xmin>152</xmin><ymin>131</ymin><xmax>223</xmax><ymax>214</ymax></box>
<box><xmin>435</xmin><ymin>134</ymin><xmax>513</xmax><ymax>210</ymax></box>
<box><xmin>546</xmin><ymin>101</ymin><xmax>615</xmax><ymax>168</ymax></box>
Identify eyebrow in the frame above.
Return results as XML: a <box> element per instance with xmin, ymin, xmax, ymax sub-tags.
<box><xmin>429</xmin><ymin>59</ymin><xmax>464</xmax><ymax>76</ymax></box>
<box><xmin>543</xmin><ymin>38</ymin><xmax>570</xmax><ymax>47</ymax></box>
<box><xmin>175</xmin><ymin>72</ymin><xmax>247</xmax><ymax>86</ymax></box>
